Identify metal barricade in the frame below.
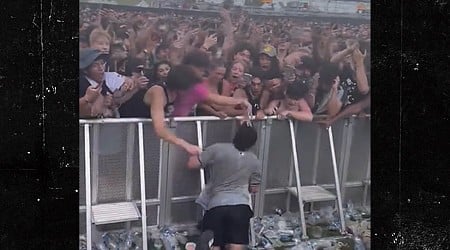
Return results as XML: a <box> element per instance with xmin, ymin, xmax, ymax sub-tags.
<box><xmin>79</xmin><ymin>115</ymin><xmax>370</xmax><ymax>248</ymax></box>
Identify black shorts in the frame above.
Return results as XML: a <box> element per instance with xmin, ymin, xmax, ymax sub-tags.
<box><xmin>202</xmin><ymin>204</ymin><xmax>253</xmax><ymax>247</ymax></box>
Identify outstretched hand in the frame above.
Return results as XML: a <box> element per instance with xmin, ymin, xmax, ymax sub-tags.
<box><xmin>184</xmin><ymin>144</ymin><xmax>202</xmax><ymax>156</ymax></box>
<box><xmin>316</xmin><ymin>119</ymin><xmax>333</xmax><ymax>128</ymax></box>
<box><xmin>352</xmin><ymin>48</ymin><xmax>367</xmax><ymax>64</ymax></box>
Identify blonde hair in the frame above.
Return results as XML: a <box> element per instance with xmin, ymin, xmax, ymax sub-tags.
<box><xmin>89</xmin><ymin>28</ymin><xmax>111</xmax><ymax>46</ymax></box>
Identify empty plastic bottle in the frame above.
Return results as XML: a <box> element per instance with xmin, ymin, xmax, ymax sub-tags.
<box><xmin>354</xmin><ymin>236</ymin><xmax>366</xmax><ymax>250</ymax></box>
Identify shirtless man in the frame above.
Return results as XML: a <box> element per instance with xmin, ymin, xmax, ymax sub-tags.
<box><xmin>263</xmin><ymin>82</ymin><xmax>313</xmax><ymax>122</ymax></box>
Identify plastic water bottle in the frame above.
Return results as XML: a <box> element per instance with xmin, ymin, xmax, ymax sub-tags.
<box><xmin>103</xmin><ymin>232</ymin><xmax>120</xmax><ymax>249</ymax></box>
<box><xmin>154</xmin><ymin>239</ymin><xmax>163</xmax><ymax>250</ymax></box>
<box><xmin>354</xmin><ymin>236</ymin><xmax>366</xmax><ymax>250</ymax></box>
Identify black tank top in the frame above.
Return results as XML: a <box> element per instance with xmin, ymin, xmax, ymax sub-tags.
<box><xmin>244</xmin><ymin>87</ymin><xmax>261</xmax><ymax>115</ymax></box>
<box><xmin>148</xmin><ymin>82</ymin><xmax>175</xmax><ymax>118</ymax></box>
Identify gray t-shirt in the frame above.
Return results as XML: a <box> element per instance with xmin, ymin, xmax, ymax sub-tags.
<box><xmin>196</xmin><ymin>143</ymin><xmax>262</xmax><ymax>211</ymax></box>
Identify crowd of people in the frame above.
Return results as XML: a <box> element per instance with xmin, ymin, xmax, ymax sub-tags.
<box><xmin>79</xmin><ymin>5</ymin><xmax>370</xmax><ymax>151</ymax></box>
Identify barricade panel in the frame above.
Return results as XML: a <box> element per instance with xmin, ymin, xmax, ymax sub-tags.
<box><xmin>79</xmin><ymin>116</ymin><xmax>370</xmax><ymax>232</ymax></box>
<box><xmin>265</xmin><ymin>120</ymin><xmax>292</xmax><ymax>189</ymax></box>
<box><xmin>347</xmin><ymin>118</ymin><xmax>371</xmax><ymax>182</ymax></box>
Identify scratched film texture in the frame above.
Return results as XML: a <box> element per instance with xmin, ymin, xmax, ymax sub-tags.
<box><xmin>0</xmin><ymin>0</ymin><xmax>449</xmax><ymax>249</ymax></box>
<box><xmin>0</xmin><ymin>0</ymin><xmax>79</xmax><ymax>249</ymax></box>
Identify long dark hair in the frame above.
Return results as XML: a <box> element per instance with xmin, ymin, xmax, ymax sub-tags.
<box><xmin>166</xmin><ymin>64</ymin><xmax>202</xmax><ymax>91</ymax></box>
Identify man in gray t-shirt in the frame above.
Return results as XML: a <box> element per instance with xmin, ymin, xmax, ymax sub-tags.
<box><xmin>187</xmin><ymin>122</ymin><xmax>261</xmax><ymax>250</ymax></box>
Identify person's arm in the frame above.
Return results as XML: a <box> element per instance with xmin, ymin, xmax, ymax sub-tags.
<box><xmin>113</xmin><ymin>77</ymin><xmax>139</xmax><ymax>105</ymax></box>
<box><xmin>221</xmin><ymin>105</ymin><xmax>247</xmax><ymax>117</ymax></box>
<box><xmin>305</xmin><ymin>73</ymin><xmax>319</xmax><ymax>109</ymax></box>
<box><xmin>170</xmin><ymin>30</ymin><xmax>188</xmax><ymax>65</ymax></box>
<box><xmin>187</xmin><ymin>154</ymin><xmax>201</xmax><ymax>169</ymax></box>
<box><xmin>218</xmin><ymin>89</ymin><xmax>249</xmax><ymax>117</ymax></box>
<box><xmin>326</xmin><ymin>86</ymin><xmax>343</xmax><ymax>117</ymax></box>
<box><xmin>264</xmin><ymin>100</ymin><xmax>279</xmax><ymax>115</ymax></box>
<box><xmin>79</xmin><ymin>97</ymin><xmax>93</xmax><ymax>118</ymax></box>
<box><xmin>197</xmin><ymin>103</ymin><xmax>228</xmax><ymax>119</ymax></box>
<box><xmin>318</xmin><ymin>94</ymin><xmax>370</xmax><ymax>127</ymax></box>
<box><xmin>282</xmin><ymin>99</ymin><xmax>313</xmax><ymax>122</ymax></box>
<box><xmin>352</xmin><ymin>49</ymin><xmax>370</xmax><ymax>95</ymax></box>
<box><xmin>330</xmin><ymin>47</ymin><xmax>354</xmax><ymax>63</ymax></box>
<box><xmin>145</xmin><ymin>87</ymin><xmax>201</xmax><ymax>155</ymax></box>
<box><xmin>205</xmin><ymin>92</ymin><xmax>249</xmax><ymax>109</ymax></box>
<box><xmin>79</xmin><ymin>85</ymin><xmax>102</xmax><ymax>118</ymax></box>
<box><xmin>187</xmin><ymin>144</ymin><xmax>218</xmax><ymax>169</ymax></box>
<box><xmin>248</xmin><ymin>161</ymin><xmax>262</xmax><ymax>194</ymax></box>
<box><xmin>259</xmin><ymin>89</ymin><xmax>271</xmax><ymax>110</ymax></box>
<box><xmin>220</xmin><ymin>8</ymin><xmax>235</xmax><ymax>54</ymax></box>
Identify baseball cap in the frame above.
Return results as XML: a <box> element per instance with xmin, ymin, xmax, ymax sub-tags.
<box><xmin>79</xmin><ymin>48</ymin><xmax>109</xmax><ymax>70</ymax></box>
<box><xmin>260</xmin><ymin>45</ymin><xmax>277</xmax><ymax>57</ymax></box>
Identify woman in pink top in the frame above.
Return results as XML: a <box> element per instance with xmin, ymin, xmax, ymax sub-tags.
<box><xmin>145</xmin><ymin>63</ymin><xmax>251</xmax><ymax>156</ymax></box>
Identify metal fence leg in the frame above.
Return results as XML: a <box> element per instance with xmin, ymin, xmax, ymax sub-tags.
<box><xmin>327</xmin><ymin>127</ymin><xmax>346</xmax><ymax>234</ymax></box>
<box><xmin>125</xmin><ymin>124</ymin><xmax>136</xmax><ymax>230</ymax></box>
<box><xmin>312</xmin><ymin>128</ymin><xmax>322</xmax><ymax>186</ymax></box>
<box><xmin>254</xmin><ymin>119</ymin><xmax>272</xmax><ymax>218</ymax></box>
<box><xmin>158</xmin><ymin>139</ymin><xmax>170</xmax><ymax>227</ymax></box>
<box><xmin>288</xmin><ymin>120</ymin><xmax>308</xmax><ymax>240</ymax></box>
<box><xmin>340</xmin><ymin>118</ymin><xmax>354</xmax><ymax>202</ymax></box>
<box><xmin>196</xmin><ymin>121</ymin><xmax>206</xmax><ymax>190</ymax></box>
<box><xmin>92</xmin><ymin>124</ymin><xmax>100</xmax><ymax>205</ymax></box>
<box><xmin>138</xmin><ymin>123</ymin><xmax>148</xmax><ymax>250</ymax></box>
<box><xmin>338</xmin><ymin>120</ymin><xmax>349</xmax><ymax>189</ymax></box>
<box><xmin>363</xmin><ymin>154</ymin><xmax>371</xmax><ymax>209</ymax></box>
<box><xmin>310</xmin><ymin>127</ymin><xmax>322</xmax><ymax>212</ymax></box>
<box><xmin>84</xmin><ymin>124</ymin><xmax>92</xmax><ymax>250</ymax></box>
<box><xmin>285</xmin><ymin>122</ymin><xmax>298</xmax><ymax>213</ymax></box>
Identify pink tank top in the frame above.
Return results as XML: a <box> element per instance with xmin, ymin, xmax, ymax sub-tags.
<box><xmin>172</xmin><ymin>82</ymin><xmax>209</xmax><ymax>117</ymax></box>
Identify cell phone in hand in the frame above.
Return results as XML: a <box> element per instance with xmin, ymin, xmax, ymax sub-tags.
<box><xmin>243</xmin><ymin>73</ymin><xmax>252</xmax><ymax>86</ymax></box>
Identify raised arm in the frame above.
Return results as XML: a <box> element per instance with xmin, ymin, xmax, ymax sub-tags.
<box><xmin>330</xmin><ymin>42</ymin><xmax>357</xmax><ymax>63</ymax></box>
<box><xmin>352</xmin><ymin>48</ymin><xmax>370</xmax><ymax>95</ymax></box>
<box><xmin>326</xmin><ymin>84</ymin><xmax>343</xmax><ymax>117</ymax></box>
<box><xmin>80</xmin><ymin>85</ymin><xmax>102</xmax><ymax>118</ymax></box>
<box><xmin>305</xmin><ymin>73</ymin><xmax>319</xmax><ymax>109</ymax></box>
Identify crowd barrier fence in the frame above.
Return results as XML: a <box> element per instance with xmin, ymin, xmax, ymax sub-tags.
<box><xmin>79</xmin><ymin>115</ymin><xmax>370</xmax><ymax>248</ymax></box>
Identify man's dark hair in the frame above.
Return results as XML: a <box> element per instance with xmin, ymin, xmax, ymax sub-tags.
<box><xmin>182</xmin><ymin>49</ymin><xmax>210</xmax><ymax>69</ymax></box>
<box><xmin>233</xmin><ymin>123</ymin><xmax>258</xmax><ymax>152</ymax></box>
<box><xmin>318</xmin><ymin>62</ymin><xmax>340</xmax><ymax>88</ymax></box>
<box><xmin>124</xmin><ymin>57</ymin><xmax>145</xmax><ymax>77</ymax></box>
<box><xmin>297</xmin><ymin>56</ymin><xmax>317</xmax><ymax>73</ymax></box>
<box><xmin>166</xmin><ymin>64</ymin><xmax>202</xmax><ymax>91</ymax></box>
<box><xmin>229</xmin><ymin>41</ymin><xmax>257</xmax><ymax>63</ymax></box>
<box><xmin>286</xmin><ymin>82</ymin><xmax>309</xmax><ymax>100</ymax></box>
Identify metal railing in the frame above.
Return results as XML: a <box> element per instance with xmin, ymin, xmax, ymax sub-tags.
<box><xmin>79</xmin><ymin>115</ymin><xmax>370</xmax><ymax>247</ymax></box>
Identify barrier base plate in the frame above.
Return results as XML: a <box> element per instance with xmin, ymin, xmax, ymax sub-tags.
<box><xmin>288</xmin><ymin>186</ymin><xmax>336</xmax><ymax>202</ymax></box>
<box><xmin>92</xmin><ymin>202</ymin><xmax>141</xmax><ymax>225</ymax></box>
